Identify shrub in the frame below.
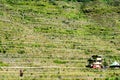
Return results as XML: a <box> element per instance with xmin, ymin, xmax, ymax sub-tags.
<box><xmin>0</xmin><ymin>47</ymin><xmax>7</xmax><ymax>54</ymax></box>
<box><xmin>53</xmin><ymin>60</ymin><xmax>68</xmax><ymax>64</ymax></box>
<box><xmin>17</xmin><ymin>49</ymin><xmax>25</xmax><ymax>54</ymax></box>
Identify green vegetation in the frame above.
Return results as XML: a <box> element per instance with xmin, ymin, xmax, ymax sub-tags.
<box><xmin>0</xmin><ymin>0</ymin><xmax>120</xmax><ymax>79</ymax></box>
<box><xmin>53</xmin><ymin>59</ymin><xmax>68</xmax><ymax>64</ymax></box>
<box><xmin>0</xmin><ymin>61</ymin><xmax>8</xmax><ymax>67</ymax></box>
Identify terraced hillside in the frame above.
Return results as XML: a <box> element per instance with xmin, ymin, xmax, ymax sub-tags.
<box><xmin>0</xmin><ymin>0</ymin><xmax>120</xmax><ymax>80</ymax></box>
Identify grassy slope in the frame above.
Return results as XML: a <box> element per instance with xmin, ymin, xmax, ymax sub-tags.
<box><xmin>0</xmin><ymin>0</ymin><xmax>120</xmax><ymax>79</ymax></box>
<box><xmin>0</xmin><ymin>0</ymin><xmax>120</xmax><ymax>66</ymax></box>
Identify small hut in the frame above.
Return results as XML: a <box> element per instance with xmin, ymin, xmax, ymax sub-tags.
<box><xmin>86</xmin><ymin>55</ymin><xmax>103</xmax><ymax>69</ymax></box>
<box><xmin>110</xmin><ymin>61</ymin><xmax>120</xmax><ymax>68</ymax></box>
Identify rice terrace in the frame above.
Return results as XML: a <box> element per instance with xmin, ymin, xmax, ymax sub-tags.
<box><xmin>0</xmin><ymin>0</ymin><xmax>120</xmax><ymax>80</ymax></box>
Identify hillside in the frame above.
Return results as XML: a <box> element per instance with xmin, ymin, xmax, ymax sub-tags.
<box><xmin>0</xmin><ymin>0</ymin><xmax>120</xmax><ymax>79</ymax></box>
